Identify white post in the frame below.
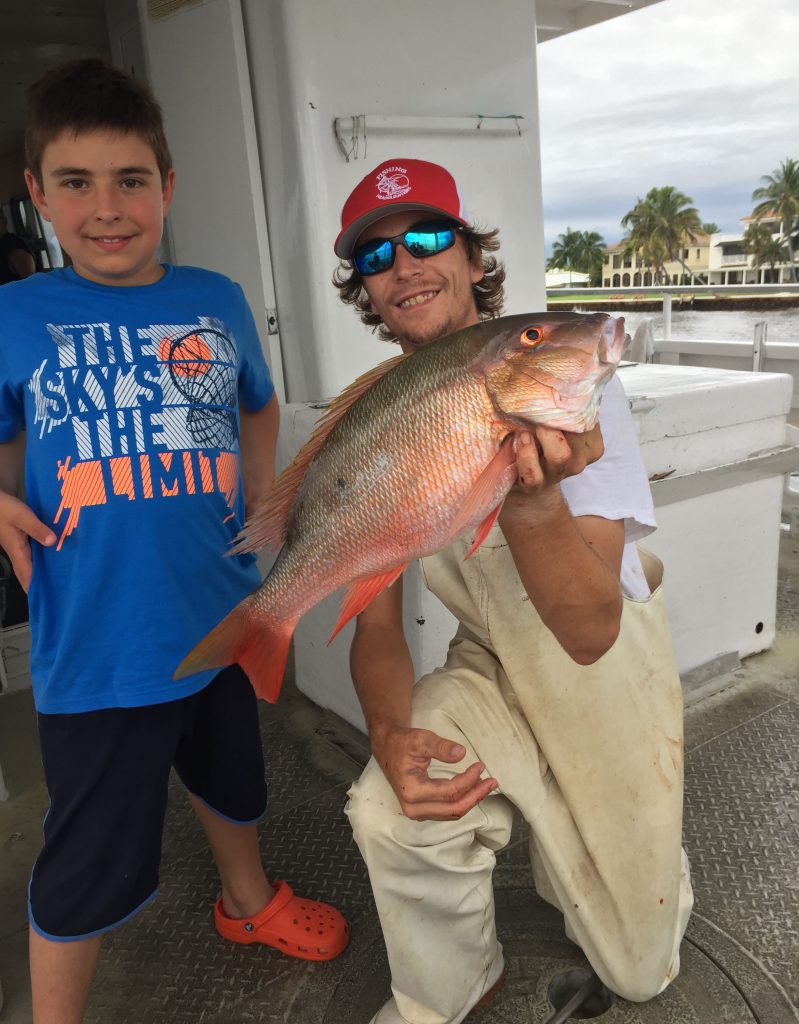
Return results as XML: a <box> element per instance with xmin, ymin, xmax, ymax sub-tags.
<box><xmin>753</xmin><ymin>321</ymin><xmax>767</xmax><ymax>371</ymax></box>
<box><xmin>662</xmin><ymin>292</ymin><xmax>672</xmax><ymax>340</ymax></box>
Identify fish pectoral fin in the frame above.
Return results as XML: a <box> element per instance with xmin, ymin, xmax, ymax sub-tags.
<box><xmin>464</xmin><ymin>503</ymin><xmax>503</xmax><ymax>559</ymax></box>
<box><xmin>450</xmin><ymin>434</ymin><xmax>517</xmax><ymax>549</ymax></box>
<box><xmin>329</xmin><ymin>564</ymin><xmax>409</xmax><ymax>643</ymax></box>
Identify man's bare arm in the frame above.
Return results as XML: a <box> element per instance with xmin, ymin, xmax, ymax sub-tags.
<box><xmin>498</xmin><ymin>426</ymin><xmax>624</xmax><ymax>664</ymax></box>
<box><xmin>351</xmin><ymin>580</ymin><xmax>497</xmax><ymax>820</ymax></box>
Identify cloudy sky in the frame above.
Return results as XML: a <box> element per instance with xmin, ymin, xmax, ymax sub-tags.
<box><xmin>536</xmin><ymin>0</ymin><xmax>798</xmax><ymax>252</ymax></box>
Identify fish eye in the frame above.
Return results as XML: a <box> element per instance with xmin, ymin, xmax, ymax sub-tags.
<box><xmin>521</xmin><ymin>327</ymin><xmax>543</xmax><ymax>346</ymax></box>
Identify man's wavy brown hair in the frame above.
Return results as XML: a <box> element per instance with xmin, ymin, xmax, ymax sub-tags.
<box><xmin>332</xmin><ymin>224</ymin><xmax>506</xmax><ymax>342</ymax></box>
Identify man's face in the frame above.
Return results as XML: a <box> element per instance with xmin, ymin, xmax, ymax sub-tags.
<box><xmin>25</xmin><ymin>129</ymin><xmax>175</xmax><ymax>287</ymax></box>
<box><xmin>357</xmin><ymin>211</ymin><xmax>484</xmax><ymax>353</ymax></box>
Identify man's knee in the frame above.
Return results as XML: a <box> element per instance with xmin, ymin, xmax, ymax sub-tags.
<box><xmin>345</xmin><ymin>758</ymin><xmax>405</xmax><ymax>846</ymax></box>
<box><xmin>600</xmin><ymin>952</ymin><xmax>680</xmax><ymax>1004</ymax></box>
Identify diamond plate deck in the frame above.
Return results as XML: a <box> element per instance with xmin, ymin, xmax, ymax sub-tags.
<box><xmin>1</xmin><ymin>538</ymin><xmax>797</xmax><ymax>1023</ymax></box>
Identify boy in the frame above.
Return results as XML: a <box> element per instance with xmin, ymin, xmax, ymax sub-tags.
<box><xmin>0</xmin><ymin>59</ymin><xmax>348</xmax><ymax>1024</ymax></box>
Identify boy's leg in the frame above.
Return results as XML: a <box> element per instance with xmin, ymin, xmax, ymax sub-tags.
<box><xmin>30</xmin><ymin>704</ymin><xmax>180</xmax><ymax>1023</ymax></box>
<box><xmin>188</xmin><ymin>794</ymin><xmax>274</xmax><ymax>917</ymax></box>
<box><xmin>29</xmin><ymin>932</ymin><xmax>101</xmax><ymax>1024</ymax></box>
<box><xmin>175</xmin><ymin>666</ymin><xmax>272</xmax><ymax>917</ymax></box>
<box><xmin>176</xmin><ymin>666</ymin><xmax>349</xmax><ymax>960</ymax></box>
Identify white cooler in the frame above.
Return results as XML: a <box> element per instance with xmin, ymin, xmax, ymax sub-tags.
<box><xmin>268</xmin><ymin>364</ymin><xmax>799</xmax><ymax>731</ymax></box>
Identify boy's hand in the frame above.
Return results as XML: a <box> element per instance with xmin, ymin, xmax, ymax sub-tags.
<box><xmin>371</xmin><ymin>725</ymin><xmax>498</xmax><ymax>821</ymax></box>
<box><xmin>0</xmin><ymin>492</ymin><xmax>56</xmax><ymax>592</ymax></box>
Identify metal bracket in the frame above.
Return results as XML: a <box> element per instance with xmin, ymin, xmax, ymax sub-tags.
<box><xmin>333</xmin><ymin>114</ymin><xmax>527</xmax><ymax>162</ymax></box>
<box><xmin>266</xmin><ymin>308</ymin><xmax>279</xmax><ymax>335</ymax></box>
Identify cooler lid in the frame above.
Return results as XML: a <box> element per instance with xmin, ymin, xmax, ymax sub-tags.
<box><xmin>617</xmin><ymin>364</ymin><xmax>794</xmax><ymax>442</ymax></box>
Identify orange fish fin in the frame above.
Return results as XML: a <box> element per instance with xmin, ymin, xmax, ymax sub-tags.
<box><xmin>464</xmin><ymin>504</ymin><xmax>503</xmax><ymax>559</ymax></box>
<box><xmin>328</xmin><ymin>563</ymin><xmax>408</xmax><ymax>643</ymax></box>
<box><xmin>451</xmin><ymin>434</ymin><xmax>517</xmax><ymax>548</ymax></box>
<box><xmin>174</xmin><ymin>599</ymin><xmax>294</xmax><ymax>704</ymax></box>
<box><xmin>231</xmin><ymin>352</ymin><xmax>409</xmax><ymax>556</ymax></box>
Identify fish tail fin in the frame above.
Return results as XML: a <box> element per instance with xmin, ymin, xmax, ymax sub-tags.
<box><xmin>174</xmin><ymin>599</ymin><xmax>295</xmax><ymax>704</ymax></box>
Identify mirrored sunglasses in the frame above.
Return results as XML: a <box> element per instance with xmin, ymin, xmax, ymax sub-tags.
<box><xmin>352</xmin><ymin>220</ymin><xmax>461</xmax><ymax>276</ymax></box>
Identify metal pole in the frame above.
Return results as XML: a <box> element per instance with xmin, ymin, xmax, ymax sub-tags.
<box><xmin>662</xmin><ymin>292</ymin><xmax>672</xmax><ymax>340</ymax></box>
<box><xmin>753</xmin><ymin>321</ymin><xmax>767</xmax><ymax>372</ymax></box>
<box><xmin>543</xmin><ymin>972</ymin><xmax>603</xmax><ymax>1024</ymax></box>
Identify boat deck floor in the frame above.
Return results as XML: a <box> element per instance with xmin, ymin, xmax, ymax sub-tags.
<box><xmin>1</xmin><ymin>529</ymin><xmax>797</xmax><ymax>1024</ymax></box>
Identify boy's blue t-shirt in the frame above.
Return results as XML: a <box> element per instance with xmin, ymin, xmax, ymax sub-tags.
<box><xmin>0</xmin><ymin>265</ymin><xmax>274</xmax><ymax>713</ymax></box>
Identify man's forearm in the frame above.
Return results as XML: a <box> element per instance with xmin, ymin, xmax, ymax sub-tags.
<box><xmin>351</xmin><ymin>620</ymin><xmax>415</xmax><ymax>744</ymax></box>
<box><xmin>500</xmin><ymin>489</ymin><xmax>623</xmax><ymax>664</ymax></box>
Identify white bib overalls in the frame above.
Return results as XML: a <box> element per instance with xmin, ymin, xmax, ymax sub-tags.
<box><xmin>346</xmin><ymin>531</ymin><xmax>693</xmax><ymax>1023</ymax></box>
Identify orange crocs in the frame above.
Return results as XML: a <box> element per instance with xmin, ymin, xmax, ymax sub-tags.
<box><xmin>214</xmin><ymin>880</ymin><xmax>349</xmax><ymax>961</ymax></box>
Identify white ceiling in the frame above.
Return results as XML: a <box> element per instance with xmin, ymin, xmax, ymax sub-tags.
<box><xmin>536</xmin><ymin>0</ymin><xmax>664</xmax><ymax>42</ymax></box>
<box><xmin>0</xmin><ymin>0</ymin><xmax>665</xmax><ymax>158</ymax></box>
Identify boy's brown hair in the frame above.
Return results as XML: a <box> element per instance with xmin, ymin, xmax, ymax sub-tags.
<box><xmin>25</xmin><ymin>59</ymin><xmax>172</xmax><ymax>186</ymax></box>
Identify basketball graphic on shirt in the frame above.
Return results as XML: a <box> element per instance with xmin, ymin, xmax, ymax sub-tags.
<box><xmin>161</xmin><ymin>328</ymin><xmax>237</xmax><ymax>449</ymax></box>
<box><xmin>158</xmin><ymin>333</ymin><xmax>213</xmax><ymax>377</ymax></box>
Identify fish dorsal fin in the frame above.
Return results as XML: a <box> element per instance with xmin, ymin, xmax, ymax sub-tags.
<box><xmin>230</xmin><ymin>352</ymin><xmax>409</xmax><ymax>554</ymax></box>
<box><xmin>328</xmin><ymin>563</ymin><xmax>409</xmax><ymax>643</ymax></box>
<box><xmin>450</xmin><ymin>433</ymin><xmax>517</xmax><ymax>552</ymax></box>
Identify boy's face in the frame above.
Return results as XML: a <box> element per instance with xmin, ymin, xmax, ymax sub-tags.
<box><xmin>358</xmin><ymin>210</ymin><xmax>483</xmax><ymax>354</ymax></box>
<box><xmin>25</xmin><ymin>129</ymin><xmax>175</xmax><ymax>287</ymax></box>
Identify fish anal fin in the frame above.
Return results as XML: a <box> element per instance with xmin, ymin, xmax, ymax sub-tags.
<box><xmin>464</xmin><ymin>504</ymin><xmax>503</xmax><ymax>559</ymax></box>
<box><xmin>231</xmin><ymin>352</ymin><xmax>409</xmax><ymax>556</ymax></box>
<box><xmin>450</xmin><ymin>434</ymin><xmax>517</xmax><ymax>545</ymax></box>
<box><xmin>329</xmin><ymin>563</ymin><xmax>408</xmax><ymax>643</ymax></box>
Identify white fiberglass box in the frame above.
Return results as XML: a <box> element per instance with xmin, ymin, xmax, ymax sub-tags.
<box><xmin>268</xmin><ymin>365</ymin><xmax>798</xmax><ymax>731</ymax></box>
<box><xmin>619</xmin><ymin>363</ymin><xmax>797</xmax><ymax>690</ymax></box>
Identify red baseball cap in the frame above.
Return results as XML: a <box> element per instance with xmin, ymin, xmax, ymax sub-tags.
<box><xmin>334</xmin><ymin>158</ymin><xmax>470</xmax><ymax>258</ymax></box>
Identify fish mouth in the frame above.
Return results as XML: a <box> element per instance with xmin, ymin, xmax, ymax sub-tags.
<box><xmin>602</xmin><ymin>316</ymin><xmax>626</xmax><ymax>365</ymax></box>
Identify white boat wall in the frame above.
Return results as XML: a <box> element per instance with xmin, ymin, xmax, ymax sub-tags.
<box><xmin>85</xmin><ymin>0</ymin><xmax>799</xmax><ymax>728</ymax></box>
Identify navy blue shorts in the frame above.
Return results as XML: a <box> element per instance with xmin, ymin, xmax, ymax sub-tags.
<box><xmin>29</xmin><ymin>666</ymin><xmax>267</xmax><ymax>941</ymax></box>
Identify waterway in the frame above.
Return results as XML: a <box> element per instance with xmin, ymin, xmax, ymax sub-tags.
<box><xmin>600</xmin><ymin>307</ymin><xmax>799</xmax><ymax>344</ymax></box>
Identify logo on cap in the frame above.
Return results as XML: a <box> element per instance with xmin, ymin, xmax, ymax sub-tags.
<box><xmin>376</xmin><ymin>165</ymin><xmax>411</xmax><ymax>201</ymax></box>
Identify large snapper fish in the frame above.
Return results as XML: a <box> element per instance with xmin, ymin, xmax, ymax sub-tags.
<box><xmin>175</xmin><ymin>311</ymin><xmax>626</xmax><ymax>702</ymax></box>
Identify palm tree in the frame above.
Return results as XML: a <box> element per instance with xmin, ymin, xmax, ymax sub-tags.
<box><xmin>547</xmin><ymin>228</ymin><xmax>606</xmax><ymax>286</ymax></box>
<box><xmin>744</xmin><ymin>222</ymin><xmax>788</xmax><ymax>282</ymax></box>
<box><xmin>751</xmin><ymin>158</ymin><xmax>799</xmax><ymax>282</ymax></box>
<box><xmin>621</xmin><ymin>186</ymin><xmax>705</xmax><ymax>284</ymax></box>
<box><xmin>547</xmin><ymin>228</ymin><xmax>584</xmax><ymax>283</ymax></box>
<box><xmin>701</xmin><ymin>221</ymin><xmax>720</xmax><ymax>234</ymax></box>
<box><xmin>575</xmin><ymin>230</ymin><xmax>605</xmax><ymax>286</ymax></box>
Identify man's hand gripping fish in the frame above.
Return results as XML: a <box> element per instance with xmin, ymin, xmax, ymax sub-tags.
<box><xmin>175</xmin><ymin>311</ymin><xmax>627</xmax><ymax>701</ymax></box>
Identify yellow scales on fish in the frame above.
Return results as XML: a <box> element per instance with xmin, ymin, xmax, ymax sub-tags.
<box><xmin>175</xmin><ymin>311</ymin><xmax>627</xmax><ymax>702</ymax></box>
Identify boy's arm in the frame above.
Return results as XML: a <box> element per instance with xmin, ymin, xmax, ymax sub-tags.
<box><xmin>0</xmin><ymin>434</ymin><xmax>56</xmax><ymax>591</ymax></box>
<box><xmin>239</xmin><ymin>394</ymin><xmax>279</xmax><ymax>520</ymax></box>
<box><xmin>351</xmin><ymin>581</ymin><xmax>497</xmax><ymax>821</ymax></box>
